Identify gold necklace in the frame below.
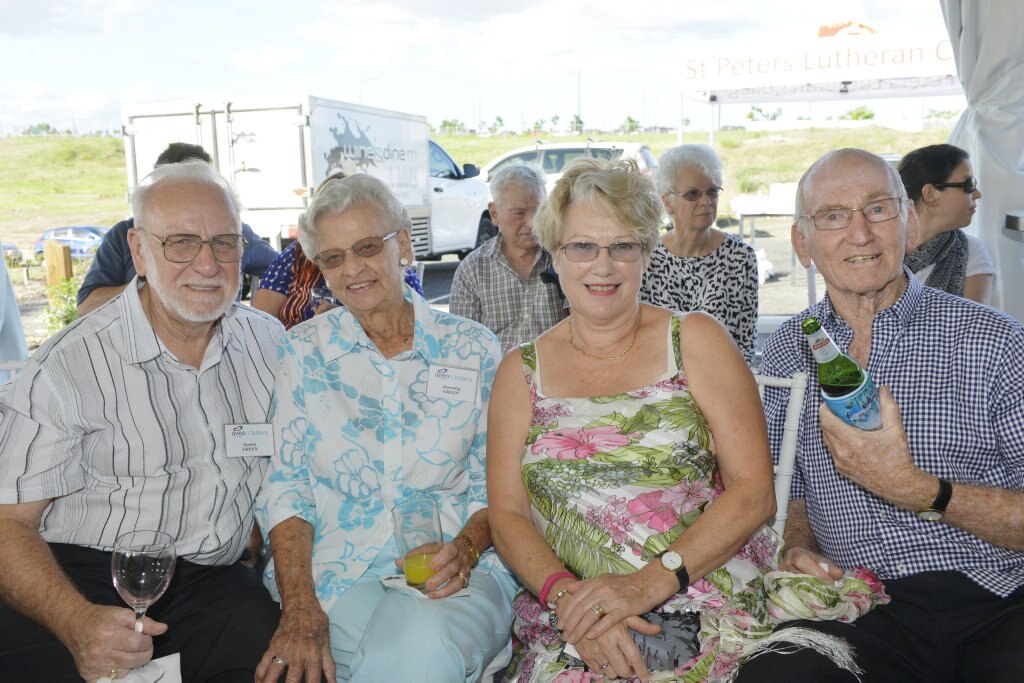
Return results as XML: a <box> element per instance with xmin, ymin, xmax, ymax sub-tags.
<box><xmin>568</xmin><ymin>307</ymin><xmax>643</xmax><ymax>361</ymax></box>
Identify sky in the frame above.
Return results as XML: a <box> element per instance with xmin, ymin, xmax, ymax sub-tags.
<box><xmin>0</xmin><ymin>0</ymin><xmax>964</xmax><ymax>136</ymax></box>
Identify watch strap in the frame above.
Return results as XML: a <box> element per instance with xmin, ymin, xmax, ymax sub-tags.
<box><xmin>930</xmin><ymin>478</ymin><xmax>953</xmax><ymax>513</ymax></box>
<box><xmin>656</xmin><ymin>550</ymin><xmax>690</xmax><ymax>591</ymax></box>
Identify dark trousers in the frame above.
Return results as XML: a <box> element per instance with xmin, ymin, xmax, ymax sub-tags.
<box><xmin>0</xmin><ymin>543</ymin><xmax>281</xmax><ymax>682</ymax></box>
<box><xmin>736</xmin><ymin>571</ymin><xmax>1024</xmax><ymax>683</ymax></box>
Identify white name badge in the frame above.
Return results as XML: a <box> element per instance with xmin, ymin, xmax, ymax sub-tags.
<box><xmin>223</xmin><ymin>423</ymin><xmax>275</xmax><ymax>458</ymax></box>
<box><xmin>425</xmin><ymin>365</ymin><xmax>478</xmax><ymax>403</ymax></box>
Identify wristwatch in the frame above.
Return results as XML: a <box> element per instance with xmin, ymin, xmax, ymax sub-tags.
<box><xmin>656</xmin><ymin>550</ymin><xmax>690</xmax><ymax>591</ymax></box>
<box><xmin>916</xmin><ymin>478</ymin><xmax>953</xmax><ymax>522</ymax></box>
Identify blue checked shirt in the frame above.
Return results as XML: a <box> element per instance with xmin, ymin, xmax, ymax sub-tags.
<box><xmin>761</xmin><ymin>269</ymin><xmax>1024</xmax><ymax>597</ymax></box>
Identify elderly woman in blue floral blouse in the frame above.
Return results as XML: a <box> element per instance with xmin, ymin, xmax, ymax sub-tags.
<box><xmin>253</xmin><ymin>174</ymin><xmax>516</xmax><ymax>682</ymax></box>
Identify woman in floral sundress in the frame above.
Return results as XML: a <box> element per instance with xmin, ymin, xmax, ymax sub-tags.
<box><xmin>486</xmin><ymin>157</ymin><xmax>779</xmax><ymax>681</ymax></box>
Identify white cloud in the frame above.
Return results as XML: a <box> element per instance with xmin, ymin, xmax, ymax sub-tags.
<box><xmin>0</xmin><ymin>0</ymin><xmax>141</xmax><ymax>35</ymax></box>
<box><xmin>231</xmin><ymin>46</ymin><xmax>304</xmax><ymax>72</ymax></box>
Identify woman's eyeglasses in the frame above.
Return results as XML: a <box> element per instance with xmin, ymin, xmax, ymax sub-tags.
<box><xmin>559</xmin><ymin>241</ymin><xmax>645</xmax><ymax>262</ymax></box>
<box><xmin>666</xmin><ymin>187</ymin><xmax>723</xmax><ymax>202</ymax></box>
<box><xmin>314</xmin><ymin>231</ymin><xmax>399</xmax><ymax>269</ymax></box>
<box><xmin>933</xmin><ymin>176</ymin><xmax>978</xmax><ymax>194</ymax></box>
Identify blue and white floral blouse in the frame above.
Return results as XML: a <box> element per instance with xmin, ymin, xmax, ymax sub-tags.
<box><xmin>255</xmin><ymin>286</ymin><xmax>502</xmax><ymax>608</ymax></box>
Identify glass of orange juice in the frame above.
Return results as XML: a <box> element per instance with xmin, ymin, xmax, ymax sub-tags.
<box><xmin>392</xmin><ymin>498</ymin><xmax>443</xmax><ymax>592</ymax></box>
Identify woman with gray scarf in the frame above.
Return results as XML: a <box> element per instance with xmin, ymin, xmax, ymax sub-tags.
<box><xmin>898</xmin><ymin>144</ymin><xmax>994</xmax><ymax>305</ymax></box>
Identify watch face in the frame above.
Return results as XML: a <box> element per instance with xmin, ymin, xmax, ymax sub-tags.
<box><xmin>918</xmin><ymin>509</ymin><xmax>943</xmax><ymax>522</ymax></box>
<box><xmin>660</xmin><ymin>550</ymin><xmax>683</xmax><ymax>572</ymax></box>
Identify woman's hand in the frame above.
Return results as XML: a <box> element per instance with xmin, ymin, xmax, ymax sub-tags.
<box><xmin>571</xmin><ymin>616</ymin><xmax>660</xmax><ymax>681</ymax></box>
<box><xmin>556</xmin><ymin>572</ymin><xmax>666</xmax><ymax>644</ymax></box>
<box><xmin>255</xmin><ymin>601</ymin><xmax>335</xmax><ymax>683</ymax></box>
<box><xmin>395</xmin><ymin>540</ymin><xmax>474</xmax><ymax>599</ymax></box>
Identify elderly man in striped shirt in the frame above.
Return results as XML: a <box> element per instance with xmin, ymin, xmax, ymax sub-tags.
<box><xmin>450</xmin><ymin>164</ymin><xmax>566</xmax><ymax>352</ymax></box>
<box><xmin>0</xmin><ymin>160</ymin><xmax>284</xmax><ymax>681</ymax></box>
<box><xmin>736</xmin><ymin>148</ymin><xmax>1024</xmax><ymax>681</ymax></box>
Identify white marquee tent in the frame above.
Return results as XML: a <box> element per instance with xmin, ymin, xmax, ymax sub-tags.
<box><xmin>679</xmin><ymin>3</ymin><xmax>1024</xmax><ymax>321</ymax></box>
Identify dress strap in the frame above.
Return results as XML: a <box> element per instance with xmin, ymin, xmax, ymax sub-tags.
<box><xmin>519</xmin><ymin>340</ymin><xmax>541</xmax><ymax>396</ymax></box>
<box><xmin>669</xmin><ymin>313</ymin><xmax>684</xmax><ymax>375</ymax></box>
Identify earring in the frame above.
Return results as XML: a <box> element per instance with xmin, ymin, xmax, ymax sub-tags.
<box><xmin>400</xmin><ymin>257</ymin><xmax>410</xmax><ymax>266</ymax></box>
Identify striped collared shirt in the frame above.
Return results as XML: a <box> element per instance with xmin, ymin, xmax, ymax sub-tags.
<box><xmin>449</xmin><ymin>235</ymin><xmax>566</xmax><ymax>353</ymax></box>
<box><xmin>761</xmin><ymin>269</ymin><xmax>1024</xmax><ymax>597</ymax></box>
<box><xmin>0</xmin><ymin>279</ymin><xmax>283</xmax><ymax>565</ymax></box>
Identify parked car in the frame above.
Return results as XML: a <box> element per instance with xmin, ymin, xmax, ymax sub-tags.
<box><xmin>481</xmin><ymin>141</ymin><xmax>658</xmax><ymax>192</ymax></box>
<box><xmin>2</xmin><ymin>242</ymin><xmax>23</xmax><ymax>266</ymax></box>
<box><xmin>477</xmin><ymin>141</ymin><xmax>660</xmax><ymax>244</ymax></box>
<box><xmin>34</xmin><ymin>225</ymin><xmax>109</xmax><ymax>259</ymax></box>
<box><xmin>427</xmin><ymin>140</ymin><xmax>493</xmax><ymax>257</ymax></box>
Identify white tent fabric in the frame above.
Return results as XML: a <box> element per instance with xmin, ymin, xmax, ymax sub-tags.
<box><xmin>942</xmin><ymin>1</ymin><xmax>1024</xmax><ymax>320</ymax></box>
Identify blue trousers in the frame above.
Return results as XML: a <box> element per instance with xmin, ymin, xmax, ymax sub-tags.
<box><xmin>327</xmin><ymin>542</ymin><xmax>517</xmax><ymax>682</ymax></box>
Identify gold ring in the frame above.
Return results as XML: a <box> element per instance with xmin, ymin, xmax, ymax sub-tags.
<box><xmin>590</xmin><ymin>603</ymin><xmax>606</xmax><ymax>619</ymax></box>
<box><xmin>458</xmin><ymin>570</ymin><xmax>469</xmax><ymax>586</ymax></box>
<box><xmin>110</xmin><ymin>668</ymin><xmax>118</xmax><ymax>679</ymax></box>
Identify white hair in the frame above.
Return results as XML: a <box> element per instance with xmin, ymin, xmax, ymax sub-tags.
<box><xmin>794</xmin><ymin>148</ymin><xmax>909</xmax><ymax>237</ymax></box>
<box><xmin>297</xmin><ymin>174</ymin><xmax>411</xmax><ymax>257</ymax></box>
<box><xmin>654</xmin><ymin>144</ymin><xmax>723</xmax><ymax>195</ymax></box>
<box><xmin>130</xmin><ymin>159</ymin><xmax>242</xmax><ymax>231</ymax></box>
<box><xmin>489</xmin><ymin>164</ymin><xmax>547</xmax><ymax>206</ymax></box>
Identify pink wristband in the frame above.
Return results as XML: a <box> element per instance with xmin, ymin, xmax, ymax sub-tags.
<box><xmin>538</xmin><ymin>571</ymin><xmax>576</xmax><ymax>608</ymax></box>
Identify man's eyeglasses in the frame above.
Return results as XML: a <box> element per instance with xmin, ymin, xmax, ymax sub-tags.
<box><xmin>800</xmin><ymin>197</ymin><xmax>904</xmax><ymax>231</ymax></box>
<box><xmin>137</xmin><ymin>227</ymin><xmax>246</xmax><ymax>263</ymax></box>
<box><xmin>666</xmin><ymin>187</ymin><xmax>723</xmax><ymax>202</ymax></box>
<box><xmin>314</xmin><ymin>231</ymin><xmax>399</xmax><ymax>270</ymax></box>
<box><xmin>933</xmin><ymin>176</ymin><xmax>978</xmax><ymax>194</ymax></box>
<box><xmin>559</xmin><ymin>241</ymin><xmax>645</xmax><ymax>262</ymax></box>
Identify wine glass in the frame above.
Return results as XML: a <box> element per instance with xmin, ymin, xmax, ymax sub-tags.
<box><xmin>111</xmin><ymin>530</ymin><xmax>176</xmax><ymax>633</ymax></box>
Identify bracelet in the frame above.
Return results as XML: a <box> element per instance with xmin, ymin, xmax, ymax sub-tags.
<box><xmin>539</xmin><ymin>571</ymin><xmax>575</xmax><ymax>608</ymax></box>
<box><xmin>454</xmin><ymin>533</ymin><xmax>480</xmax><ymax>568</ymax></box>
<box><xmin>550</xmin><ymin>586</ymin><xmax>570</xmax><ymax>607</ymax></box>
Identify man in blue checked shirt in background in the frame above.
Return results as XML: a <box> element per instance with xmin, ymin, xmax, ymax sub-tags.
<box><xmin>737</xmin><ymin>148</ymin><xmax>1024</xmax><ymax>682</ymax></box>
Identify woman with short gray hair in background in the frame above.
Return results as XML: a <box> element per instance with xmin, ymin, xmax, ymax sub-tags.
<box><xmin>640</xmin><ymin>144</ymin><xmax>759</xmax><ymax>363</ymax></box>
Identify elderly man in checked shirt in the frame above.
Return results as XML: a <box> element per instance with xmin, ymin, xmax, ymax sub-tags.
<box><xmin>0</xmin><ymin>160</ymin><xmax>283</xmax><ymax>682</ymax></box>
<box><xmin>450</xmin><ymin>164</ymin><xmax>566</xmax><ymax>352</ymax></box>
<box><xmin>735</xmin><ymin>148</ymin><xmax>1024</xmax><ymax>682</ymax></box>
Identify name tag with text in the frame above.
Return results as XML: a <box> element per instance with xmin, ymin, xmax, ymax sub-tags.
<box><xmin>224</xmin><ymin>423</ymin><xmax>275</xmax><ymax>458</ymax></box>
<box><xmin>425</xmin><ymin>365</ymin><xmax>478</xmax><ymax>403</ymax></box>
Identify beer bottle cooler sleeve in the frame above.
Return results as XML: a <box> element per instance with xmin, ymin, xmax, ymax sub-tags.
<box><xmin>801</xmin><ymin>317</ymin><xmax>882</xmax><ymax>431</ymax></box>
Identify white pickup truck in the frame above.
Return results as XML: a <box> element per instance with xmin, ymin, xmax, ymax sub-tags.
<box><xmin>122</xmin><ymin>96</ymin><xmax>491</xmax><ymax>259</ymax></box>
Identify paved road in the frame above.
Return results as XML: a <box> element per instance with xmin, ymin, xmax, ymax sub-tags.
<box><xmin>419</xmin><ymin>256</ymin><xmax>460</xmax><ymax>307</ymax></box>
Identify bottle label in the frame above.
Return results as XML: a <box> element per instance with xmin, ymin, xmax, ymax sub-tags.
<box><xmin>806</xmin><ymin>329</ymin><xmax>839</xmax><ymax>363</ymax></box>
<box><xmin>821</xmin><ymin>373</ymin><xmax>882</xmax><ymax>431</ymax></box>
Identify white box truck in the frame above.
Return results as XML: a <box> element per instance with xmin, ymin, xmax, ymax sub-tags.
<box><xmin>122</xmin><ymin>96</ymin><xmax>492</xmax><ymax>259</ymax></box>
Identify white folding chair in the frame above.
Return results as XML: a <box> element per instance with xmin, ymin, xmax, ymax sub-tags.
<box><xmin>754</xmin><ymin>371</ymin><xmax>808</xmax><ymax>536</ymax></box>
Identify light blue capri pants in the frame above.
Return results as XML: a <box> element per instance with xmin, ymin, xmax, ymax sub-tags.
<box><xmin>328</xmin><ymin>540</ymin><xmax>518</xmax><ymax>682</ymax></box>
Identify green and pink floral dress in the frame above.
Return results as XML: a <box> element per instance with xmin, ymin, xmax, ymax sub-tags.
<box><xmin>506</xmin><ymin>314</ymin><xmax>889</xmax><ymax>682</ymax></box>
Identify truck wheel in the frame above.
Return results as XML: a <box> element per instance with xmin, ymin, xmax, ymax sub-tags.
<box><xmin>475</xmin><ymin>216</ymin><xmax>499</xmax><ymax>248</ymax></box>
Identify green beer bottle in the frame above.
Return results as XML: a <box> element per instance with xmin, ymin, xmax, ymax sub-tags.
<box><xmin>801</xmin><ymin>316</ymin><xmax>882</xmax><ymax>430</ymax></box>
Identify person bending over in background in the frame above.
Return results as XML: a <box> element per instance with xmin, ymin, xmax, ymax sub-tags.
<box><xmin>76</xmin><ymin>142</ymin><xmax>279</xmax><ymax>316</ymax></box>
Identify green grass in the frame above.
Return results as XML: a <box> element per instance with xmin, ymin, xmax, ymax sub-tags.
<box><xmin>2</xmin><ymin>125</ymin><xmax>952</xmax><ymax>250</ymax></box>
<box><xmin>0</xmin><ymin>136</ymin><xmax>129</xmax><ymax>249</ymax></box>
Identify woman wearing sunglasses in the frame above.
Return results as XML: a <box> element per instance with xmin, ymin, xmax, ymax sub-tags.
<box><xmin>640</xmin><ymin>144</ymin><xmax>759</xmax><ymax>363</ymax></box>
<box><xmin>898</xmin><ymin>143</ymin><xmax>994</xmax><ymax>305</ymax></box>
<box><xmin>253</xmin><ymin>174</ymin><xmax>516</xmax><ymax>682</ymax></box>
<box><xmin>488</xmin><ymin>158</ymin><xmax>782</xmax><ymax>681</ymax></box>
